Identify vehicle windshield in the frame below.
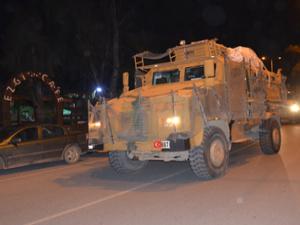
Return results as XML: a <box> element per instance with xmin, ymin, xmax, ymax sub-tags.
<box><xmin>152</xmin><ymin>69</ymin><xmax>180</xmax><ymax>85</ymax></box>
<box><xmin>0</xmin><ymin>126</ymin><xmax>19</xmax><ymax>142</ymax></box>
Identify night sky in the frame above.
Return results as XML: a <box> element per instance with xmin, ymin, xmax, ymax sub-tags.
<box><xmin>0</xmin><ymin>0</ymin><xmax>299</xmax><ymax>95</ymax></box>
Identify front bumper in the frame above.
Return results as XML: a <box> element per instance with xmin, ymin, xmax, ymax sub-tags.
<box><xmin>129</xmin><ymin>150</ymin><xmax>189</xmax><ymax>161</ymax></box>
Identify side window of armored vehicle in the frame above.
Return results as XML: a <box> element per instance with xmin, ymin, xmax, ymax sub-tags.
<box><xmin>185</xmin><ymin>65</ymin><xmax>205</xmax><ymax>81</ymax></box>
<box><xmin>152</xmin><ymin>69</ymin><xmax>180</xmax><ymax>85</ymax></box>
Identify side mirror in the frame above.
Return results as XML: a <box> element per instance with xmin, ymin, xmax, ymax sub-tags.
<box><xmin>11</xmin><ymin>138</ymin><xmax>21</xmax><ymax>146</ymax></box>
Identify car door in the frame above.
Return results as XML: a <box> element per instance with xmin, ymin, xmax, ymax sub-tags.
<box><xmin>6</xmin><ymin>127</ymin><xmax>43</xmax><ymax>168</ymax></box>
<box><xmin>41</xmin><ymin>125</ymin><xmax>67</xmax><ymax>160</ymax></box>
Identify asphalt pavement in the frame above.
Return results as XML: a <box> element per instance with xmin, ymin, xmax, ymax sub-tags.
<box><xmin>0</xmin><ymin>124</ymin><xmax>300</xmax><ymax>225</ymax></box>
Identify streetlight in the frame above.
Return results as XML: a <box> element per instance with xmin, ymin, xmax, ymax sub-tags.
<box><xmin>261</xmin><ymin>56</ymin><xmax>282</xmax><ymax>72</ymax></box>
<box><xmin>96</xmin><ymin>87</ymin><xmax>102</xmax><ymax>93</ymax></box>
<box><xmin>92</xmin><ymin>86</ymin><xmax>104</xmax><ymax>104</ymax></box>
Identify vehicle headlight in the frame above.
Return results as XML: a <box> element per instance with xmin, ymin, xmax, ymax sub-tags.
<box><xmin>290</xmin><ymin>104</ymin><xmax>300</xmax><ymax>113</ymax></box>
<box><xmin>90</xmin><ymin>121</ymin><xmax>101</xmax><ymax>128</ymax></box>
<box><xmin>165</xmin><ymin>116</ymin><xmax>181</xmax><ymax>127</ymax></box>
<box><xmin>95</xmin><ymin>122</ymin><xmax>101</xmax><ymax>127</ymax></box>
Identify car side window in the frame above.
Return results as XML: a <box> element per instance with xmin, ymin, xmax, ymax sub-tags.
<box><xmin>42</xmin><ymin>126</ymin><xmax>65</xmax><ymax>139</ymax></box>
<box><xmin>14</xmin><ymin>128</ymin><xmax>38</xmax><ymax>143</ymax></box>
<box><xmin>185</xmin><ymin>65</ymin><xmax>205</xmax><ymax>81</ymax></box>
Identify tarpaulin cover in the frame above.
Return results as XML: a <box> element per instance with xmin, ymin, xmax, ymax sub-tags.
<box><xmin>227</xmin><ymin>47</ymin><xmax>264</xmax><ymax>73</ymax></box>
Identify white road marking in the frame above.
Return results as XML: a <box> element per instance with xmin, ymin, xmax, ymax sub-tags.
<box><xmin>3</xmin><ymin>142</ymin><xmax>257</xmax><ymax>224</ymax></box>
<box><xmin>0</xmin><ymin>158</ymin><xmax>103</xmax><ymax>183</ymax></box>
<box><xmin>23</xmin><ymin>169</ymin><xmax>188</xmax><ymax>225</ymax></box>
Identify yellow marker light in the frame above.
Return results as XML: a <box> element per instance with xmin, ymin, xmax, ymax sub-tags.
<box><xmin>165</xmin><ymin>116</ymin><xmax>181</xmax><ymax>127</ymax></box>
<box><xmin>290</xmin><ymin>104</ymin><xmax>300</xmax><ymax>113</ymax></box>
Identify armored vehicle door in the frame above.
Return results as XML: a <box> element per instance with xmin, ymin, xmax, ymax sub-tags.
<box><xmin>88</xmin><ymin>101</ymin><xmax>103</xmax><ymax>146</ymax></box>
<box><xmin>245</xmin><ymin>69</ymin><xmax>266</xmax><ymax>119</ymax></box>
<box><xmin>225</xmin><ymin>60</ymin><xmax>248</xmax><ymax>120</ymax></box>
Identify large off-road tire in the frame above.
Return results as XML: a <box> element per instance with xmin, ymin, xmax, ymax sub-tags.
<box><xmin>109</xmin><ymin>151</ymin><xmax>148</xmax><ymax>174</ymax></box>
<box><xmin>259</xmin><ymin>118</ymin><xmax>281</xmax><ymax>154</ymax></box>
<box><xmin>189</xmin><ymin>127</ymin><xmax>229</xmax><ymax>180</ymax></box>
<box><xmin>63</xmin><ymin>145</ymin><xmax>81</xmax><ymax>164</ymax></box>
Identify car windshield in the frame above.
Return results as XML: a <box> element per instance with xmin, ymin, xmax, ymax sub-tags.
<box><xmin>0</xmin><ymin>126</ymin><xmax>19</xmax><ymax>142</ymax></box>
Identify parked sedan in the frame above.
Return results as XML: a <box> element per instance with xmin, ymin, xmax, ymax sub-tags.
<box><xmin>0</xmin><ymin>124</ymin><xmax>87</xmax><ymax>169</ymax></box>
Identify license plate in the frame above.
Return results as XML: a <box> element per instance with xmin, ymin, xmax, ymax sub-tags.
<box><xmin>153</xmin><ymin>140</ymin><xmax>170</xmax><ymax>149</ymax></box>
<box><xmin>162</xmin><ymin>141</ymin><xmax>170</xmax><ymax>149</ymax></box>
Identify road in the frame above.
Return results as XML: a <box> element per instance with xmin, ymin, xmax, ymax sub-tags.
<box><xmin>0</xmin><ymin>124</ymin><xmax>300</xmax><ymax>225</ymax></box>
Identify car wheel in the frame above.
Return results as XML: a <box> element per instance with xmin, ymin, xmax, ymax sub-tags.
<box><xmin>63</xmin><ymin>145</ymin><xmax>81</xmax><ymax>164</ymax></box>
<box><xmin>259</xmin><ymin>118</ymin><xmax>281</xmax><ymax>154</ymax></box>
<box><xmin>189</xmin><ymin>127</ymin><xmax>229</xmax><ymax>180</ymax></box>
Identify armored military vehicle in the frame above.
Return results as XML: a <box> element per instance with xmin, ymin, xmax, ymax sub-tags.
<box><xmin>88</xmin><ymin>39</ymin><xmax>286</xmax><ymax>179</ymax></box>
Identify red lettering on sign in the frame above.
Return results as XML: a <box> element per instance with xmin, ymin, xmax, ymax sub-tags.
<box><xmin>3</xmin><ymin>72</ymin><xmax>63</xmax><ymax>103</ymax></box>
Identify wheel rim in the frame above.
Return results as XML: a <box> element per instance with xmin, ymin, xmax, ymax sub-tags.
<box><xmin>209</xmin><ymin>139</ymin><xmax>225</xmax><ymax>168</ymax></box>
<box><xmin>272</xmin><ymin>128</ymin><xmax>280</xmax><ymax>147</ymax></box>
<box><xmin>65</xmin><ymin>149</ymin><xmax>78</xmax><ymax>163</ymax></box>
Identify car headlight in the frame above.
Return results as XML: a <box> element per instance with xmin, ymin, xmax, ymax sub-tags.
<box><xmin>165</xmin><ymin>116</ymin><xmax>181</xmax><ymax>127</ymax></box>
<box><xmin>290</xmin><ymin>104</ymin><xmax>300</xmax><ymax>113</ymax></box>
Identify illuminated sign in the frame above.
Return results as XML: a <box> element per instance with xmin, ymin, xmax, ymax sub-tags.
<box><xmin>3</xmin><ymin>72</ymin><xmax>64</xmax><ymax>103</ymax></box>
